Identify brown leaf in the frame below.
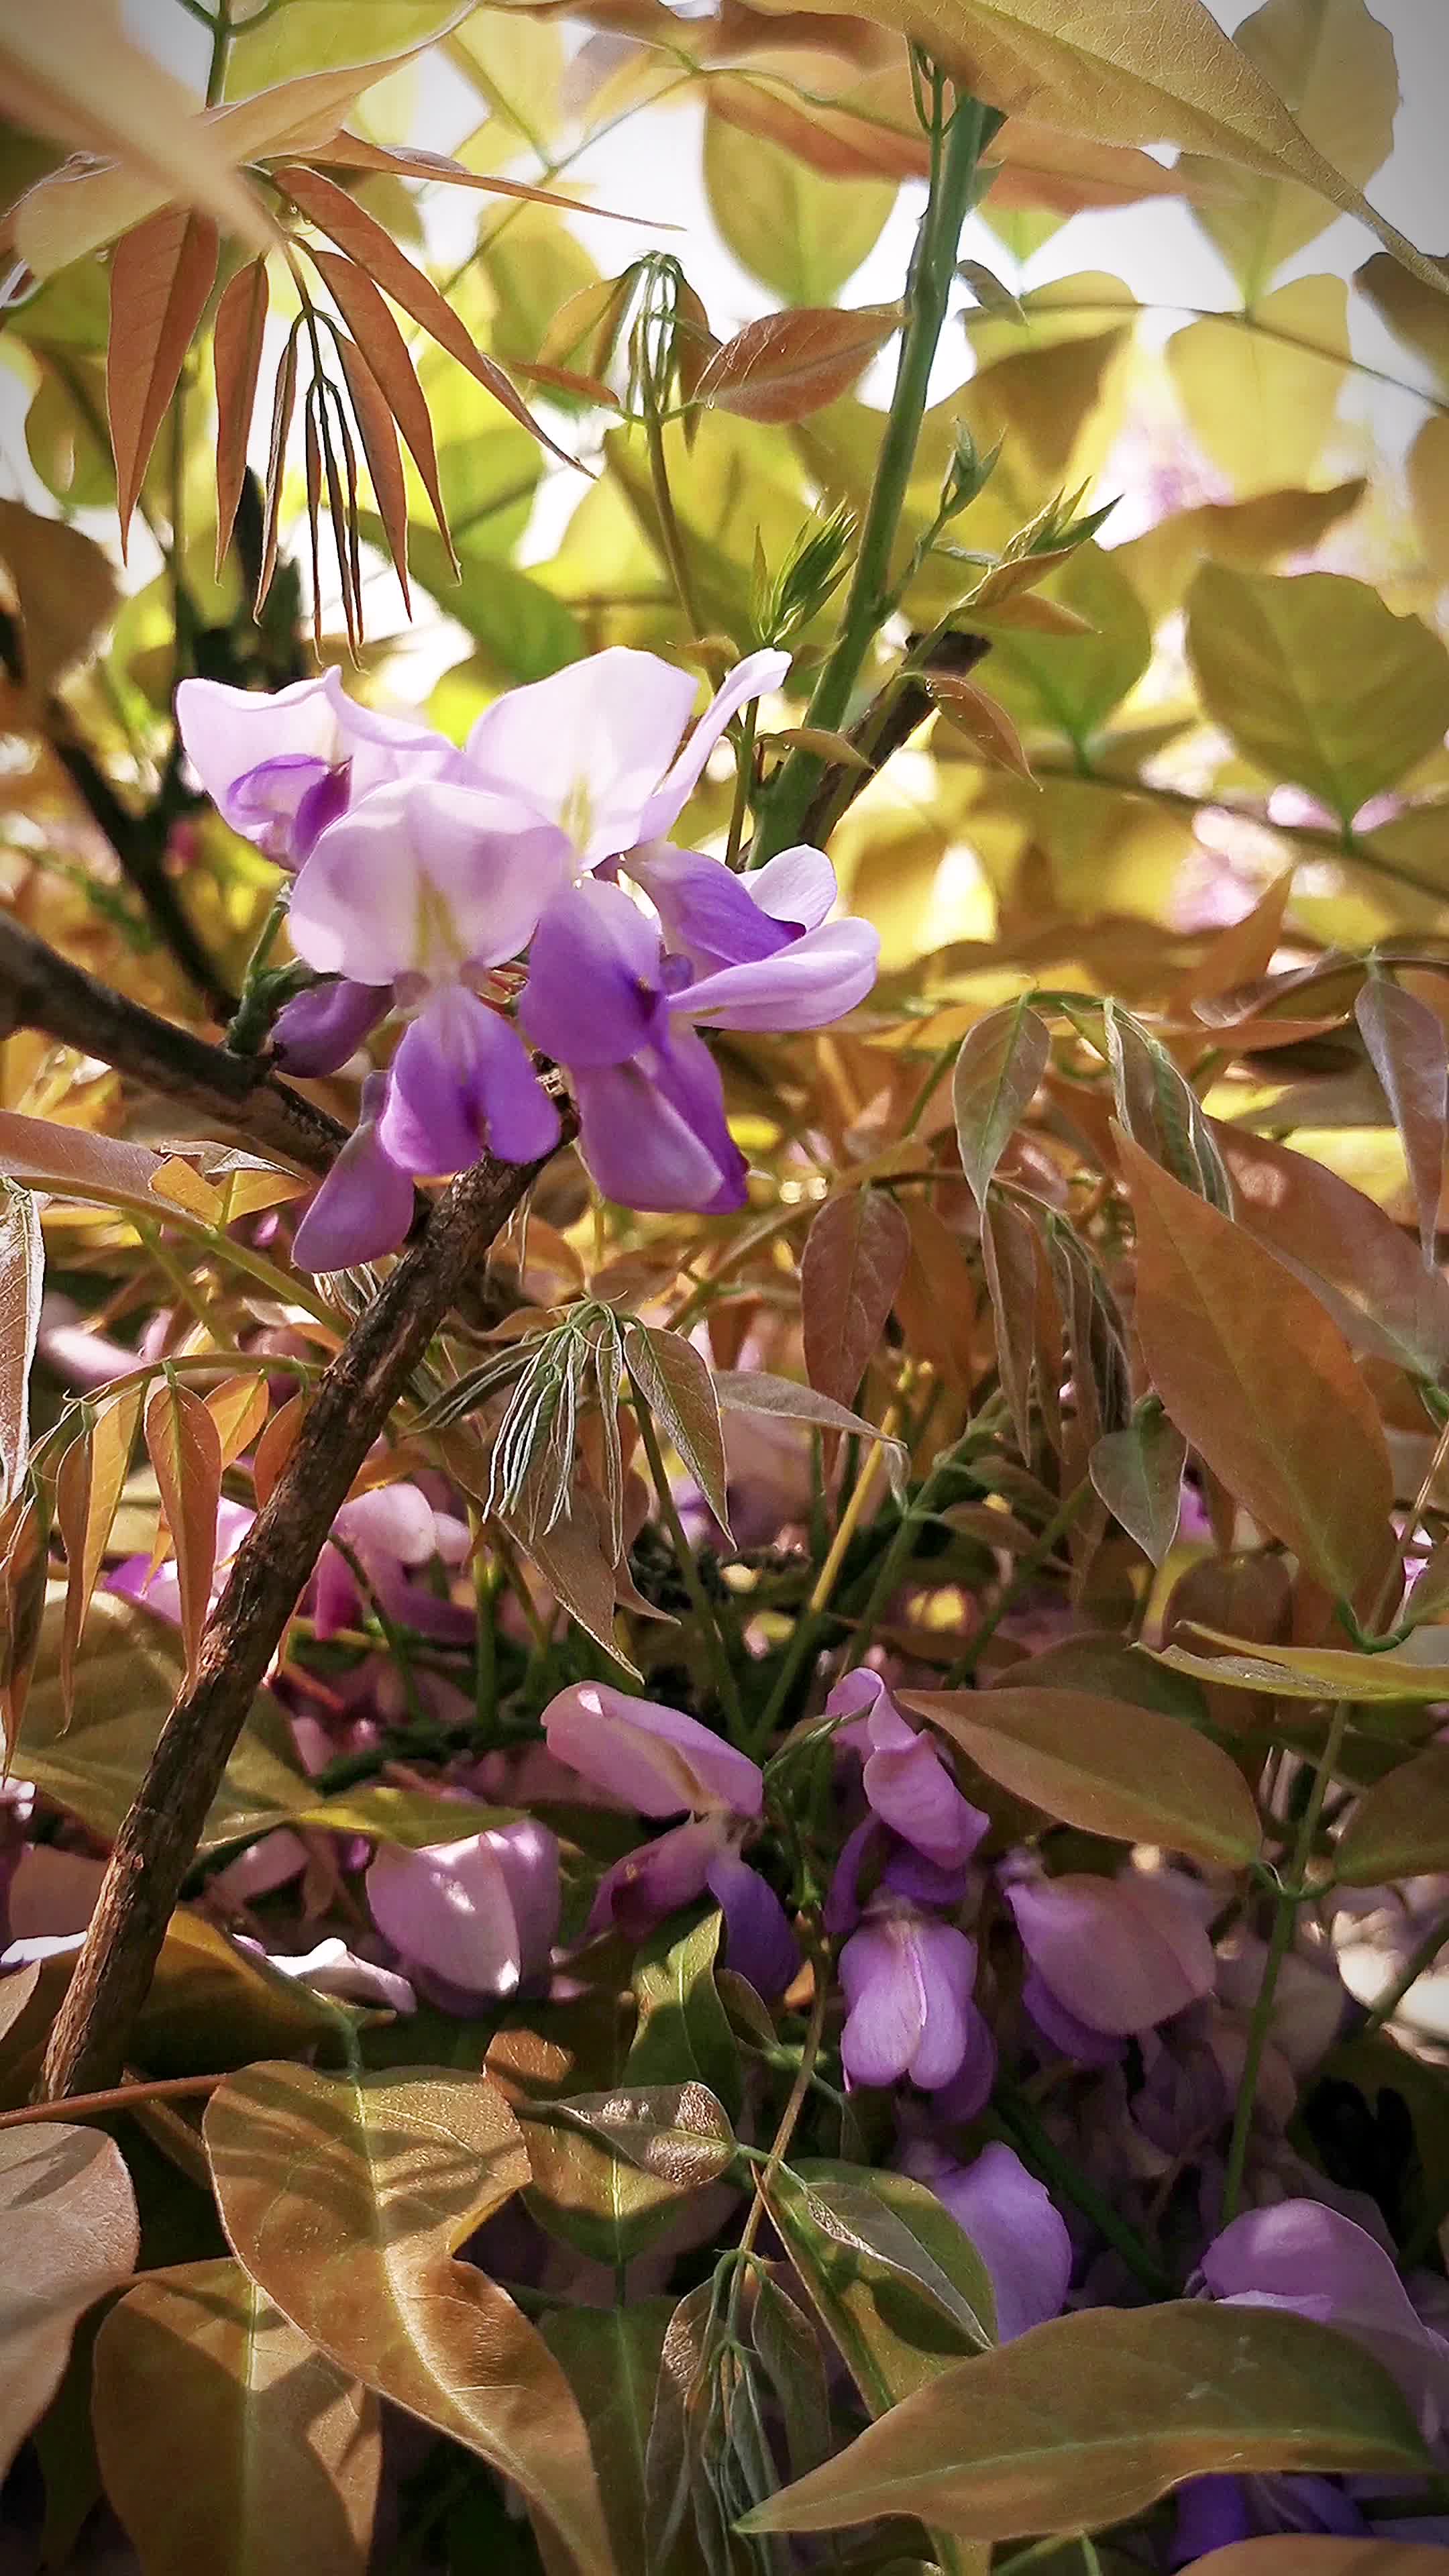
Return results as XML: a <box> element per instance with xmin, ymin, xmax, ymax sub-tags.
<box><xmin>309</xmin><ymin>133</ymin><xmax>650</xmax><ymax>227</ymax></box>
<box><xmin>697</xmin><ymin>305</ymin><xmax>899</xmax><ymax>423</ymax></box>
<box><xmin>625</xmin><ymin>1326</ymin><xmax>730</xmax><ymax>1536</ymax></box>
<box><xmin>204</xmin><ymin>1375</ymin><xmax>270</xmax><ymax>1471</ymax></box>
<box><xmin>252</xmin><ymin>1393</ymin><xmax>305</xmax><ymax>1513</ymax></box>
<box><xmin>989</xmin><ymin>117</ymin><xmax>1192</xmax><ymax>212</ymax></box>
<box><xmin>1336</xmin><ymin>1743</ymin><xmax>1449</xmax><ymax>1884</ymax></box>
<box><xmin>0</xmin><ymin>2121</ymin><xmax>140</xmax><ymax>2481</ymax></box>
<box><xmin>143</xmin><ymin>1379</ymin><xmax>221</xmax><ymax>1684</ymax></box>
<box><xmin>0</xmin><ymin>1488</ymin><xmax>51</xmax><ymax>1769</ymax></box>
<box><xmin>1122</xmin><ymin>1132</ymin><xmax>1395</xmax><ymax>1601</ymax></box>
<box><xmin>1089</xmin><ymin>1404</ymin><xmax>1186</xmax><ymax>1565</ymax></box>
<box><xmin>953</xmin><ymin>1000</ymin><xmax>1051</xmax><ymax>1210</ymax></box>
<box><xmin>55</xmin><ymin>1386</ymin><xmax>143</xmax><ymax>1725</ymax></box>
<box><xmin>894</xmin><ymin>1197</ymin><xmax>976</xmax><ymax>1394</ymax></box>
<box><xmin>307</xmin><ymin>248</ymin><xmax>451</xmax><ymax>577</ymax></box>
<box><xmin>107</xmin><ymin>209</ymin><xmax>219</xmax><ymax>557</ymax></box>
<box><xmin>93</xmin><ymin>2257</ymin><xmax>380</xmax><ymax>2576</ymax></box>
<box><xmin>739</xmin><ymin>2304</ymin><xmax>1428</xmax><ymax>2543</ymax></box>
<box><xmin>1191</xmin><ymin>2544</ymin><xmax>1449</xmax><ymax>2576</ymax></box>
<box><xmin>801</xmin><ymin>1185</ymin><xmax>910</xmax><ymax>1409</ymax></box>
<box><xmin>981</xmin><ymin>1192</ymin><xmax>1037</xmax><ymax>1457</ymax></box>
<box><xmin>1355</xmin><ymin>979</ymin><xmax>1448</xmax><ymax>1268</ymax></box>
<box><xmin>0</xmin><ymin>1184</ymin><xmax>41</xmax><ymax>1510</ymax></box>
<box><xmin>928</xmin><ymin>672</ymin><xmax>1035</xmax><ymax>779</ymax></box>
<box><xmin>0</xmin><ymin>500</ymin><xmax>117</xmax><ymax>692</ymax></box>
<box><xmin>257</xmin><ymin>325</ymin><xmax>300</xmax><ymax>613</ymax></box>
<box><xmin>204</xmin><ymin>2063</ymin><xmax>616</xmax><ymax>2576</ymax></box>
<box><xmin>276</xmin><ymin>166</ymin><xmax>576</xmax><ymax>470</ymax></box>
<box><xmin>900</xmin><ymin>1684</ymin><xmax>1261</xmax><ymax>1865</ymax></box>
<box><xmin>212</xmin><ymin>256</ymin><xmax>269</xmax><ymax>575</ymax></box>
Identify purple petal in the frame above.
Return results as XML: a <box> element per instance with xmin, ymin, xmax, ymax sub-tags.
<box><xmin>635</xmin><ymin>649</ymin><xmax>791</xmax><ymax>844</ymax></box>
<box><xmin>572</xmin><ymin>1030</ymin><xmax>748</xmax><ymax>1215</ymax></box>
<box><xmin>380</xmin><ymin>989</ymin><xmax>559</xmax><ymax>1178</ymax></box>
<box><xmin>922</xmin><ymin>2142</ymin><xmax>1072</xmax><ymax>2340</ymax></box>
<box><xmin>749</xmin><ymin>843</ymin><xmax>837</xmax><ymax>932</ymax></box>
<box><xmin>588</xmin><ymin>1817</ymin><xmax>718</xmax><ymax>1940</ymax></box>
<box><xmin>927</xmin><ymin>2002</ymin><xmax>998</xmax><ymax>2121</ymax></box>
<box><xmin>541</xmin><ymin>1681</ymin><xmax>763</xmax><ymax>1817</ymax></box>
<box><xmin>289</xmin><ymin>775</ymin><xmax>570</xmax><ymax>985</ymax></box>
<box><xmin>291</xmin><ymin>1072</ymin><xmax>415</xmax><ymax>1273</ymax></box>
<box><xmin>1171</xmin><ymin>2477</ymin><xmax>1256</xmax><ymax>2567</ymax></box>
<box><xmin>706</xmin><ymin>1851</ymin><xmax>799</xmax><ymax>1998</ymax></box>
<box><xmin>466</xmin><ymin>647</ymin><xmax>701</xmax><ymax>866</ymax></box>
<box><xmin>272</xmin><ymin>979</ymin><xmax>390</xmax><ymax>1076</ymax></box>
<box><xmin>1007</xmin><ymin>1870</ymin><xmax>1215</xmax><ymax>2037</ymax></box>
<box><xmin>519</xmin><ymin>879</ymin><xmax>669</xmax><ymax>1067</ymax></box>
<box><xmin>671</xmin><ymin>917</ymin><xmax>879</xmax><ymax>1034</ymax></box>
<box><xmin>627</xmin><ymin>843</ymin><xmax>795</xmax><ymax>977</ymax></box>
<box><xmin>368</xmin><ymin>1819</ymin><xmax>558</xmax><ymax>2002</ymax></box>
<box><xmin>840</xmin><ymin>1913</ymin><xmax>978</xmax><ymax>2092</ymax></box>
<box><xmin>1202</xmin><ymin>2200</ymin><xmax>1449</xmax><ymax>2439</ymax></box>
<box><xmin>824</xmin><ymin>1815</ymin><xmax>881</xmax><ymax>1937</ymax></box>
<box><xmin>1022</xmin><ymin>1966</ymin><xmax>1126</xmax><ymax>2068</ymax></box>
<box><xmin>176</xmin><ymin>670</ymin><xmax>452</xmax><ymax>866</ymax></box>
<box><xmin>862</xmin><ymin>1699</ymin><xmax>989</xmax><ymax>1870</ymax></box>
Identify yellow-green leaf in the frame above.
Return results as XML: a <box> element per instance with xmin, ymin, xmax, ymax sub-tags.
<box><xmin>704</xmin><ymin>105</ymin><xmax>894</xmax><ymax>305</ymax></box>
<box><xmin>1169</xmin><ymin>276</ymin><xmax>1348</xmax><ymax>495</ymax></box>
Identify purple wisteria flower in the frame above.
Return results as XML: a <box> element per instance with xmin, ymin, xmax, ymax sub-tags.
<box><xmin>1006</xmin><ymin>1866</ymin><xmax>1216</xmax><ymax>2047</ymax></box>
<box><xmin>903</xmin><ymin>2139</ymin><xmax>1073</xmax><ymax>2341</ymax></box>
<box><xmin>839</xmin><ymin>1907</ymin><xmax>982</xmax><ymax>2092</ymax></box>
<box><xmin>176</xmin><ymin>669</ymin><xmax>454</xmax><ymax>867</ymax></box>
<box><xmin>540</xmin><ymin>1682</ymin><xmax>798</xmax><ymax>1996</ymax></box>
<box><xmin>367</xmin><ymin>1816</ymin><xmax>560</xmax><ymax>2012</ymax></box>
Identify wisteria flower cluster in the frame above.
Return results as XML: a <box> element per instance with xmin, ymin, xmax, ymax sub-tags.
<box><xmin>177</xmin><ymin>653</ymin><xmax>879</xmax><ymax>1269</ymax></box>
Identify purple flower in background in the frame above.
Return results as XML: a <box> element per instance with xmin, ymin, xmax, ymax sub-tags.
<box><xmin>309</xmin><ymin>1481</ymin><xmax>473</xmax><ymax>1645</ymax></box>
<box><xmin>827</xmin><ymin>1669</ymin><xmax>988</xmax><ymax>1871</ymax></box>
<box><xmin>839</xmin><ymin>1908</ymin><xmax>983</xmax><ymax>2092</ymax></box>
<box><xmin>367</xmin><ymin>1817</ymin><xmax>559</xmax><ymax>2012</ymax></box>
<box><xmin>1006</xmin><ymin>1868</ymin><xmax>1215</xmax><ymax>2042</ymax></box>
<box><xmin>462</xmin><ymin>645</ymin><xmax>789</xmax><ymax>869</ymax></box>
<box><xmin>290</xmin><ymin>1070</ymin><xmax>415</xmax><ymax>1274</ymax></box>
<box><xmin>904</xmin><ymin>2140</ymin><xmax>1073</xmax><ymax>2340</ymax></box>
<box><xmin>1200</xmin><ymin>2198</ymin><xmax>1449</xmax><ymax>2443</ymax></box>
<box><xmin>176</xmin><ymin>669</ymin><xmax>454</xmax><ymax>867</ymax></box>
<box><xmin>540</xmin><ymin>1682</ymin><xmax>798</xmax><ymax>1996</ymax></box>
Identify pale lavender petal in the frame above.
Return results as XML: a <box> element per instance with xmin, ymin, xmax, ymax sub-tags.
<box><xmin>926</xmin><ymin>2142</ymin><xmax>1072</xmax><ymax>2340</ymax></box>
<box><xmin>1007</xmin><ymin>1871</ymin><xmax>1215</xmax><ymax>2037</ymax></box>
<box><xmin>572</xmin><ymin>1031</ymin><xmax>748</xmax><ymax>1215</ymax></box>
<box><xmin>466</xmin><ymin>647</ymin><xmax>700</xmax><ymax>865</ymax></box>
<box><xmin>1202</xmin><ymin>2201</ymin><xmax>1449</xmax><ymax>2438</ymax></box>
<box><xmin>380</xmin><ymin>989</ymin><xmax>559</xmax><ymax>1177</ymax></box>
<box><xmin>228</xmin><ymin>753</ymin><xmax>334</xmax><ymax>865</ymax></box>
<box><xmin>208</xmin><ymin>1829</ymin><xmax>310</xmax><ymax>1907</ymax></box>
<box><xmin>627</xmin><ymin>843</ymin><xmax>793</xmax><ymax>977</ymax></box>
<box><xmin>290</xmin><ymin>1072</ymin><xmax>415</xmax><ymax>1273</ymax></box>
<box><xmin>636</xmin><ymin>649</ymin><xmax>791</xmax><ymax>844</ymax></box>
<box><xmin>840</xmin><ymin>1919</ymin><xmax>923</xmax><ymax>2088</ymax></box>
<box><xmin>1023</xmin><ymin>1966</ymin><xmax>1126</xmax><ymax>2068</ymax></box>
<box><xmin>928</xmin><ymin>2002</ymin><xmax>998</xmax><ymax>2121</ymax></box>
<box><xmin>541</xmin><ymin>1681</ymin><xmax>763</xmax><ymax>1817</ymax></box>
<box><xmin>749</xmin><ymin>844</ymin><xmax>838</xmax><ymax>932</ymax></box>
<box><xmin>289</xmin><ymin>777</ymin><xmax>570</xmax><ymax>984</ymax></box>
<box><xmin>176</xmin><ymin>674</ymin><xmax>339</xmax><ymax>845</ymax></box>
<box><xmin>706</xmin><ymin>1851</ymin><xmax>799</xmax><ymax>1998</ymax></box>
<box><xmin>5</xmin><ymin>1845</ymin><xmax>105</xmax><ymax>1941</ymax></box>
<box><xmin>862</xmin><ymin>1701</ymin><xmax>989</xmax><ymax>1870</ymax></box>
<box><xmin>672</xmin><ymin>917</ymin><xmax>879</xmax><ymax>1034</ymax></box>
<box><xmin>334</xmin><ymin>1482</ymin><xmax>439</xmax><ymax>1566</ymax></box>
<box><xmin>241</xmin><ymin>1933</ymin><xmax>417</xmax><ymax>2015</ymax></box>
<box><xmin>368</xmin><ymin>1824</ymin><xmax>556</xmax><ymax>2000</ymax></box>
<box><xmin>490</xmin><ymin>1818</ymin><xmax>561</xmax><ymax>1983</ymax></box>
<box><xmin>824</xmin><ymin>1815</ymin><xmax>881</xmax><ymax>1937</ymax></box>
<box><xmin>912</xmin><ymin>1918</ymin><xmax>980</xmax><ymax>2089</ymax></box>
<box><xmin>588</xmin><ymin>1817</ymin><xmax>719</xmax><ymax>1939</ymax></box>
<box><xmin>272</xmin><ymin>979</ymin><xmax>390</xmax><ymax>1076</ymax></box>
<box><xmin>519</xmin><ymin>879</ymin><xmax>669</xmax><ymax>1067</ymax></box>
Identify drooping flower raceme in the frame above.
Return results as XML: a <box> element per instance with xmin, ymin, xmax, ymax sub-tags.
<box><xmin>176</xmin><ymin>668</ymin><xmax>454</xmax><ymax>869</ymax></box>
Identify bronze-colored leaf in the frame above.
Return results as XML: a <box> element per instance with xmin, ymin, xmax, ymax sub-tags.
<box><xmin>1336</xmin><ymin>1743</ymin><xmax>1449</xmax><ymax>1884</ymax></box>
<box><xmin>801</xmin><ymin>1185</ymin><xmax>910</xmax><ymax>1409</ymax></box>
<box><xmin>739</xmin><ymin>2303</ymin><xmax>1428</xmax><ymax>2542</ymax></box>
<box><xmin>203</xmin><ymin>1375</ymin><xmax>270</xmax><ymax>1473</ymax></box>
<box><xmin>0</xmin><ymin>1486</ymin><xmax>52</xmax><ymax>1770</ymax></box>
<box><xmin>696</xmin><ymin>305</ymin><xmax>899</xmax><ymax>423</ymax></box>
<box><xmin>980</xmin><ymin>1192</ymin><xmax>1037</xmax><ymax>1456</ymax></box>
<box><xmin>144</xmin><ymin>1379</ymin><xmax>221</xmax><ymax>1686</ymax></box>
<box><xmin>1089</xmin><ymin>1403</ymin><xmax>1187</xmax><ymax>1565</ymax></box>
<box><xmin>929</xmin><ymin>670</ymin><xmax>1036</xmax><ymax>778</ymax></box>
<box><xmin>204</xmin><ymin>2062</ymin><xmax>616</xmax><ymax>2576</ymax></box>
<box><xmin>252</xmin><ymin>1391</ymin><xmax>305</xmax><ymax>1511</ymax></box>
<box><xmin>107</xmin><ymin>208</ymin><xmax>219</xmax><ymax>556</ymax></box>
<box><xmin>1121</xmin><ymin>1132</ymin><xmax>1394</xmax><ymax>1600</ymax></box>
<box><xmin>276</xmin><ymin>165</ymin><xmax>575</xmax><ymax>470</ymax></box>
<box><xmin>257</xmin><ymin>325</ymin><xmax>300</xmax><ymax>613</ymax></box>
<box><xmin>0</xmin><ymin>1182</ymin><xmax>41</xmax><ymax>1511</ymax></box>
<box><xmin>624</xmin><ymin>1325</ymin><xmax>730</xmax><ymax>1536</ymax></box>
<box><xmin>93</xmin><ymin>2257</ymin><xmax>380</xmax><ymax>2576</ymax></box>
<box><xmin>306</xmin><ymin>246</ymin><xmax>453</xmax><ymax>576</ymax></box>
<box><xmin>953</xmin><ymin>1001</ymin><xmax>1050</xmax><ymax>1211</ymax></box>
<box><xmin>900</xmin><ymin>1684</ymin><xmax>1262</xmax><ymax>1865</ymax></box>
<box><xmin>0</xmin><ymin>2121</ymin><xmax>140</xmax><ymax>2481</ymax></box>
<box><xmin>212</xmin><ymin>256</ymin><xmax>269</xmax><ymax>573</ymax></box>
<box><xmin>1190</xmin><ymin>2543</ymin><xmax>1449</xmax><ymax>2576</ymax></box>
<box><xmin>55</xmin><ymin>1385</ymin><xmax>143</xmax><ymax>1724</ymax></box>
<box><xmin>0</xmin><ymin>500</ymin><xmax>117</xmax><ymax>692</ymax></box>
<box><xmin>1355</xmin><ymin>978</ymin><xmax>1447</xmax><ymax>1269</ymax></box>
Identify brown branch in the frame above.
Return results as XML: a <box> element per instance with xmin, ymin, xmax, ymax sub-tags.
<box><xmin>38</xmin><ymin>1132</ymin><xmax>568</xmax><ymax>2102</ymax></box>
<box><xmin>0</xmin><ymin>910</ymin><xmax>349</xmax><ymax>1179</ymax></box>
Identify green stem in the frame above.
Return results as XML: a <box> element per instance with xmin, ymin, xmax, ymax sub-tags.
<box><xmin>205</xmin><ymin>0</ymin><xmax>233</xmax><ymax>105</ymax></box>
<box><xmin>224</xmin><ymin>888</ymin><xmax>290</xmax><ymax>1056</ymax></box>
<box><xmin>1221</xmin><ymin>1700</ymin><xmax>1350</xmax><ymax>2227</ymax></box>
<box><xmin>643</xmin><ymin>407</ymin><xmax>703</xmax><ymax>642</ymax></box>
<box><xmin>633</xmin><ymin>1393</ymin><xmax>745</xmax><ymax>1741</ymax></box>
<box><xmin>749</xmin><ymin>85</ymin><xmax>999</xmax><ymax>864</ymax></box>
<box><xmin>724</xmin><ymin>700</ymin><xmax>759</xmax><ymax>869</ymax></box>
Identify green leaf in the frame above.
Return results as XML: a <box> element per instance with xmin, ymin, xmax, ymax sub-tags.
<box><xmin>204</xmin><ymin>2061</ymin><xmax>616</xmax><ymax>2576</ymax></box>
<box><xmin>984</xmin><ymin>545</ymin><xmax>1152</xmax><ymax>750</ymax></box>
<box><xmin>763</xmin><ymin>2159</ymin><xmax>995</xmax><ymax>2416</ymax></box>
<box><xmin>1149</xmin><ymin>1629</ymin><xmax>1449</xmax><ymax>1706</ymax></box>
<box><xmin>361</xmin><ymin>517</ymin><xmax>582</xmax><ymax>684</ymax></box>
<box><xmin>952</xmin><ymin>1000</ymin><xmax>1050</xmax><ymax>1211</ymax></box>
<box><xmin>704</xmin><ymin>107</ymin><xmax>894</xmax><ymax>305</ymax></box>
<box><xmin>222</xmin><ymin>0</ymin><xmax>472</xmax><ymax>95</ymax></box>
<box><xmin>900</xmin><ymin>1684</ymin><xmax>1261</xmax><ymax>1864</ymax></box>
<box><xmin>627</xmin><ymin>1906</ymin><xmax>743</xmax><ymax>2120</ymax></box>
<box><xmin>1089</xmin><ymin>1405</ymin><xmax>1187</xmax><ymax>1564</ymax></box>
<box><xmin>518</xmin><ymin>2083</ymin><xmax>738</xmax><ymax>2269</ymax></box>
<box><xmin>1186</xmin><ymin>565</ymin><xmax>1449</xmax><ymax>821</ymax></box>
<box><xmin>541</xmin><ymin>2302</ymin><xmax>678</xmax><ymax>2575</ymax></box>
<box><xmin>738</xmin><ymin>2302</ymin><xmax>1429</xmax><ymax>2542</ymax></box>
<box><xmin>92</xmin><ymin>2259</ymin><xmax>380</xmax><ymax>2576</ymax></box>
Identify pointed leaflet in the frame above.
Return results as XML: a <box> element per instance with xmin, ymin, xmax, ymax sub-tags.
<box><xmin>738</xmin><ymin>0</ymin><xmax>1449</xmax><ymax>293</ymax></box>
<box><xmin>144</xmin><ymin>1379</ymin><xmax>221</xmax><ymax>1686</ymax></box>
<box><xmin>517</xmin><ymin>2081</ymin><xmax>737</xmax><ymax>2269</ymax></box>
<box><xmin>627</xmin><ymin>1907</ymin><xmax>743</xmax><ymax>2118</ymax></box>
<box><xmin>929</xmin><ymin>673</ymin><xmax>1035</xmax><ymax>781</ymax></box>
<box><xmin>276</xmin><ymin>166</ymin><xmax>574</xmax><ymax>469</ymax></box>
<box><xmin>107</xmin><ymin>209</ymin><xmax>220</xmax><ymax>557</ymax></box>
<box><xmin>624</xmin><ymin>1326</ymin><xmax>731</xmax><ymax>1537</ymax></box>
<box><xmin>213</xmin><ymin>258</ymin><xmax>269</xmax><ymax>574</ymax></box>
<box><xmin>1355</xmin><ymin>979</ymin><xmax>1447</xmax><ymax>1268</ymax></box>
<box><xmin>0</xmin><ymin>1183</ymin><xmax>41</xmax><ymax>1510</ymax></box>
<box><xmin>1089</xmin><ymin>1403</ymin><xmax>1187</xmax><ymax>1566</ymax></box>
<box><xmin>542</xmin><ymin>2304</ymin><xmax>678</xmax><ymax>2576</ymax></box>
<box><xmin>763</xmin><ymin>2159</ymin><xmax>994</xmax><ymax>2409</ymax></box>
<box><xmin>258</xmin><ymin>327</ymin><xmax>299</xmax><ymax>612</ymax></box>
<box><xmin>204</xmin><ymin>2062</ymin><xmax>616</xmax><ymax>2576</ymax></box>
<box><xmin>981</xmin><ymin>1192</ymin><xmax>1036</xmax><ymax>1456</ymax></box>
<box><xmin>0</xmin><ymin>1485</ymin><xmax>52</xmax><ymax>1770</ymax></box>
<box><xmin>802</xmin><ymin>1185</ymin><xmax>910</xmax><ymax>1410</ymax></box>
<box><xmin>331</xmin><ymin>331</ymin><xmax>412</xmax><ymax>614</ymax></box>
<box><xmin>1334</xmin><ymin>1745</ymin><xmax>1449</xmax><ymax>1884</ymax></box>
<box><xmin>0</xmin><ymin>2123</ymin><xmax>140</xmax><ymax>2481</ymax></box>
<box><xmin>1103</xmin><ymin>1001</ymin><xmax>1232</xmax><ymax>1211</ymax></box>
<box><xmin>305</xmin><ymin>246</ymin><xmax>454</xmax><ymax>576</ymax></box>
<box><xmin>696</xmin><ymin>307</ymin><xmax>900</xmax><ymax>425</ymax></box>
<box><xmin>953</xmin><ymin>1002</ymin><xmax>1050</xmax><ymax>1211</ymax></box>
<box><xmin>253</xmin><ymin>1392</ymin><xmax>305</xmax><ymax>1511</ymax></box>
<box><xmin>55</xmin><ymin>1385</ymin><xmax>144</xmax><ymax>1723</ymax></box>
<box><xmin>905</xmin><ymin>1680</ymin><xmax>1260</xmax><ymax>1862</ymax></box>
<box><xmin>92</xmin><ymin>2259</ymin><xmax>380</xmax><ymax>2576</ymax></box>
<box><xmin>739</xmin><ymin>2302</ymin><xmax>1428</xmax><ymax>2542</ymax></box>
<box><xmin>205</xmin><ymin>1376</ymin><xmax>270</xmax><ymax>1472</ymax></box>
<box><xmin>712</xmin><ymin>1370</ymin><xmax>906</xmax><ymax>1457</ymax></box>
<box><xmin>1120</xmin><ymin>1131</ymin><xmax>1393</xmax><ymax>1599</ymax></box>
